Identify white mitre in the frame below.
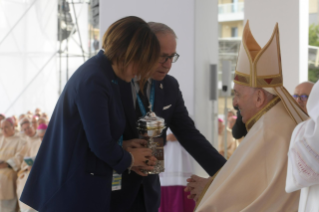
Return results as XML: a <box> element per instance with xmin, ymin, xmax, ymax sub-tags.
<box><xmin>234</xmin><ymin>21</ymin><xmax>308</xmax><ymax>126</ymax></box>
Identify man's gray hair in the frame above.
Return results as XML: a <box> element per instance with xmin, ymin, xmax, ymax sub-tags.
<box><xmin>148</xmin><ymin>22</ymin><xmax>177</xmax><ymax>38</ymax></box>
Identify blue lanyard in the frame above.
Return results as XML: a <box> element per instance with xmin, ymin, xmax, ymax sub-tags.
<box><xmin>118</xmin><ymin>135</ymin><xmax>123</xmax><ymax>146</ymax></box>
<box><xmin>135</xmin><ymin>80</ymin><xmax>155</xmax><ymax>116</ymax></box>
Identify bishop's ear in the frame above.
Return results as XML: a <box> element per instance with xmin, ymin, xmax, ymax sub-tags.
<box><xmin>255</xmin><ymin>88</ymin><xmax>266</xmax><ymax>108</ymax></box>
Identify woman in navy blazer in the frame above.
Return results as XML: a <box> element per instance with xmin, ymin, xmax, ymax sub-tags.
<box><xmin>20</xmin><ymin>16</ymin><xmax>160</xmax><ymax>212</ymax></box>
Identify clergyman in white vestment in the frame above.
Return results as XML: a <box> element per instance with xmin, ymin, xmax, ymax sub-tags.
<box><xmin>286</xmin><ymin>80</ymin><xmax>319</xmax><ymax>212</ymax></box>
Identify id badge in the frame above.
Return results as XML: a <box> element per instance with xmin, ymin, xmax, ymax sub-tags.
<box><xmin>112</xmin><ymin>171</ymin><xmax>122</xmax><ymax>191</ymax></box>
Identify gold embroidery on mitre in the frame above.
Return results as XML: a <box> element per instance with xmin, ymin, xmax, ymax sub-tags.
<box><xmin>234</xmin><ymin>71</ymin><xmax>250</xmax><ymax>86</ymax></box>
<box><xmin>256</xmin><ymin>75</ymin><xmax>283</xmax><ymax>87</ymax></box>
<box><xmin>245</xmin><ymin>96</ymin><xmax>281</xmax><ymax>131</ymax></box>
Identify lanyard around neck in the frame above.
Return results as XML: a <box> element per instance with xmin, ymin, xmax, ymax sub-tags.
<box><xmin>135</xmin><ymin>80</ymin><xmax>155</xmax><ymax>116</ymax></box>
<box><xmin>118</xmin><ymin>135</ymin><xmax>123</xmax><ymax>146</ymax></box>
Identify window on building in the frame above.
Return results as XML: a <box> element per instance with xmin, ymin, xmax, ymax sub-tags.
<box><xmin>231</xmin><ymin>27</ymin><xmax>238</xmax><ymax>37</ymax></box>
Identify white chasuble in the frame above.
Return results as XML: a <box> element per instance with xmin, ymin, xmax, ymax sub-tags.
<box><xmin>196</xmin><ymin>98</ymin><xmax>300</xmax><ymax>212</ymax></box>
<box><xmin>0</xmin><ymin>134</ymin><xmax>27</xmax><ymax>200</ymax></box>
<box><xmin>286</xmin><ymin>81</ymin><xmax>319</xmax><ymax>212</ymax></box>
<box><xmin>17</xmin><ymin>134</ymin><xmax>42</xmax><ymax>211</ymax></box>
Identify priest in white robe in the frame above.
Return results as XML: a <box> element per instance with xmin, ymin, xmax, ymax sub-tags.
<box><xmin>186</xmin><ymin>21</ymin><xmax>309</xmax><ymax>212</ymax></box>
<box><xmin>0</xmin><ymin>118</ymin><xmax>28</xmax><ymax>212</ymax></box>
<box><xmin>286</xmin><ymin>80</ymin><xmax>319</xmax><ymax>212</ymax></box>
<box><xmin>0</xmin><ymin>114</ymin><xmax>5</xmax><ymax>137</ymax></box>
<box><xmin>17</xmin><ymin>119</ymin><xmax>43</xmax><ymax>212</ymax></box>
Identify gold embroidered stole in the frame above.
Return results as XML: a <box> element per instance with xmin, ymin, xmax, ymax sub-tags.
<box><xmin>245</xmin><ymin>96</ymin><xmax>281</xmax><ymax>131</ymax></box>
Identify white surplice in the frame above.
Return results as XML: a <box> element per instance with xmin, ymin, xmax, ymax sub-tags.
<box><xmin>17</xmin><ymin>133</ymin><xmax>41</xmax><ymax>212</ymax></box>
<box><xmin>286</xmin><ymin>81</ymin><xmax>319</xmax><ymax>212</ymax></box>
<box><xmin>0</xmin><ymin>133</ymin><xmax>27</xmax><ymax>212</ymax></box>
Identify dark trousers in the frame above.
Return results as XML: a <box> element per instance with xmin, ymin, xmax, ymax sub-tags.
<box><xmin>129</xmin><ymin>185</ymin><xmax>147</xmax><ymax>212</ymax></box>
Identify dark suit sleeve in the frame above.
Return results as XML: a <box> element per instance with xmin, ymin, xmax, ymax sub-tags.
<box><xmin>168</xmin><ymin>78</ymin><xmax>226</xmax><ymax>176</ymax></box>
<box><xmin>75</xmin><ymin>72</ymin><xmax>131</xmax><ymax>174</ymax></box>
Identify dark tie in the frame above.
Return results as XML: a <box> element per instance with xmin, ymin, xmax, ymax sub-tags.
<box><xmin>135</xmin><ymin>81</ymin><xmax>149</xmax><ymax>120</ymax></box>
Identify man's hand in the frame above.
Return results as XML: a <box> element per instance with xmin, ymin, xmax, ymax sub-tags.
<box><xmin>166</xmin><ymin>133</ymin><xmax>177</xmax><ymax>142</ymax></box>
<box><xmin>0</xmin><ymin>162</ymin><xmax>9</xmax><ymax>169</ymax></box>
<box><xmin>122</xmin><ymin>139</ymin><xmax>148</xmax><ymax>151</ymax></box>
<box><xmin>185</xmin><ymin>175</ymin><xmax>211</xmax><ymax>202</ymax></box>
<box><xmin>27</xmin><ymin>166</ymin><xmax>32</xmax><ymax>172</ymax></box>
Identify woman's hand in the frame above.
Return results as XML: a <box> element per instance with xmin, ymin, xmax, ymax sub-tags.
<box><xmin>129</xmin><ymin>148</ymin><xmax>157</xmax><ymax>167</ymax></box>
<box><xmin>131</xmin><ymin>155</ymin><xmax>157</xmax><ymax>176</ymax></box>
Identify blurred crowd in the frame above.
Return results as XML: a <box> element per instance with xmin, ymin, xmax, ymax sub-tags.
<box><xmin>0</xmin><ymin>108</ymin><xmax>48</xmax><ymax>212</ymax></box>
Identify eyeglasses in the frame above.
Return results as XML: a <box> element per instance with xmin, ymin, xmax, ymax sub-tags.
<box><xmin>293</xmin><ymin>94</ymin><xmax>308</xmax><ymax>102</ymax></box>
<box><xmin>159</xmin><ymin>53</ymin><xmax>180</xmax><ymax>64</ymax></box>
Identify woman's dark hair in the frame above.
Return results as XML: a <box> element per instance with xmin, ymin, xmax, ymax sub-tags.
<box><xmin>102</xmin><ymin>16</ymin><xmax>160</xmax><ymax>89</ymax></box>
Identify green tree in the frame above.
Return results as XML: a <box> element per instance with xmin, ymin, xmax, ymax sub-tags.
<box><xmin>309</xmin><ymin>68</ymin><xmax>319</xmax><ymax>83</ymax></box>
<box><xmin>309</xmin><ymin>24</ymin><xmax>319</xmax><ymax>82</ymax></box>
<box><xmin>309</xmin><ymin>24</ymin><xmax>319</xmax><ymax>46</ymax></box>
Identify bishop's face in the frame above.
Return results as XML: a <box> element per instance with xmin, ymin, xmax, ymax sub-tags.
<box><xmin>151</xmin><ymin>33</ymin><xmax>177</xmax><ymax>81</ymax></box>
<box><xmin>233</xmin><ymin>84</ymin><xmax>258</xmax><ymax>124</ymax></box>
<box><xmin>0</xmin><ymin>121</ymin><xmax>15</xmax><ymax>137</ymax></box>
<box><xmin>21</xmin><ymin>122</ymin><xmax>35</xmax><ymax>137</ymax></box>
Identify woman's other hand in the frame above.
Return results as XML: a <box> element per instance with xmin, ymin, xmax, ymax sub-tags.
<box><xmin>129</xmin><ymin>148</ymin><xmax>157</xmax><ymax>167</ymax></box>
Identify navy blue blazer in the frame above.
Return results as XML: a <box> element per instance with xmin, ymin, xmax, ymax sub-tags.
<box><xmin>111</xmin><ymin>75</ymin><xmax>227</xmax><ymax>212</ymax></box>
<box><xmin>20</xmin><ymin>51</ymin><xmax>132</xmax><ymax>212</ymax></box>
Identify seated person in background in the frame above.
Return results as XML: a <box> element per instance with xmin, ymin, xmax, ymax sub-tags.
<box><xmin>217</xmin><ymin>118</ymin><xmax>224</xmax><ymax>137</ymax></box>
<box><xmin>19</xmin><ymin>114</ymin><xmax>26</xmax><ymax>123</ymax></box>
<box><xmin>218</xmin><ymin>116</ymin><xmax>239</xmax><ymax>159</ymax></box>
<box><xmin>34</xmin><ymin>108</ymin><xmax>41</xmax><ymax>117</ymax></box>
<box><xmin>41</xmin><ymin>113</ymin><xmax>49</xmax><ymax>121</ymax></box>
<box><xmin>26</xmin><ymin>111</ymin><xmax>33</xmax><ymax>120</ymax></box>
<box><xmin>38</xmin><ymin>117</ymin><xmax>48</xmax><ymax>126</ymax></box>
<box><xmin>0</xmin><ymin>114</ymin><xmax>5</xmax><ymax>136</ymax></box>
<box><xmin>159</xmin><ymin>130</ymin><xmax>195</xmax><ymax>212</ymax></box>
<box><xmin>0</xmin><ymin>114</ymin><xmax>5</xmax><ymax>122</ymax></box>
<box><xmin>293</xmin><ymin>81</ymin><xmax>314</xmax><ymax>114</ymax></box>
<box><xmin>18</xmin><ymin>114</ymin><xmax>28</xmax><ymax>138</ymax></box>
<box><xmin>286</xmin><ymin>80</ymin><xmax>319</xmax><ymax>211</ymax></box>
<box><xmin>227</xmin><ymin>109</ymin><xmax>236</xmax><ymax>119</ymax></box>
<box><xmin>17</xmin><ymin>119</ymin><xmax>44</xmax><ymax>212</ymax></box>
<box><xmin>31</xmin><ymin>116</ymin><xmax>38</xmax><ymax>132</ymax></box>
<box><xmin>12</xmin><ymin>115</ymin><xmax>20</xmax><ymax>133</ymax></box>
<box><xmin>186</xmin><ymin>21</ymin><xmax>308</xmax><ymax>211</ymax></box>
<box><xmin>0</xmin><ymin>118</ymin><xmax>27</xmax><ymax>212</ymax></box>
<box><xmin>20</xmin><ymin>118</ymin><xmax>40</xmax><ymax>146</ymax></box>
<box><xmin>37</xmin><ymin>124</ymin><xmax>47</xmax><ymax>140</ymax></box>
